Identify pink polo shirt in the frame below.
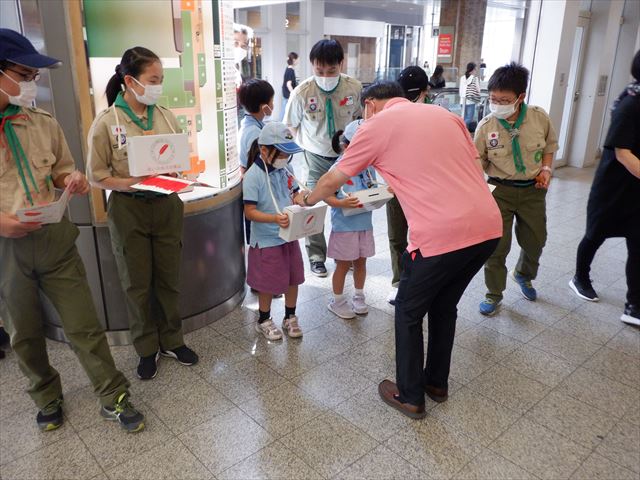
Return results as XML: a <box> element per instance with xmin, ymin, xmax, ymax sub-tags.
<box><xmin>337</xmin><ymin>97</ymin><xmax>502</xmax><ymax>257</ymax></box>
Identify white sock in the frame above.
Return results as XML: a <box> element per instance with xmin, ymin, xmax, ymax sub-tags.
<box><xmin>334</xmin><ymin>293</ymin><xmax>345</xmax><ymax>304</ymax></box>
<box><xmin>355</xmin><ymin>289</ymin><xmax>364</xmax><ymax>297</ymax></box>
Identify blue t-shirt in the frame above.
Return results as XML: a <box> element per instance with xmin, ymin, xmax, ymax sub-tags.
<box><xmin>238</xmin><ymin>115</ymin><xmax>263</xmax><ymax>168</ymax></box>
<box><xmin>243</xmin><ymin>157</ymin><xmax>299</xmax><ymax>248</ymax></box>
<box><xmin>330</xmin><ymin>157</ymin><xmax>375</xmax><ymax>233</ymax></box>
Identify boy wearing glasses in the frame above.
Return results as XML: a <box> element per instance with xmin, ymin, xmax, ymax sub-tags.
<box><xmin>0</xmin><ymin>29</ymin><xmax>144</xmax><ymax>433</ymax></box>
<box><xmin>474</xmin><ymin>62</ymin><xmax>558</xmax><ymax>316</ymax></box>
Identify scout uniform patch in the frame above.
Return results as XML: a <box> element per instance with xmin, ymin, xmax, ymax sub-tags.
<box><xmin>488</xmin><ymin>131</ymin><xmax>500</xmax><ymax>149</ymax></box>
<box><xmin>308</xmin><ymin>97</ymin><xmax>318</xmax><ymax>112</ymax></box>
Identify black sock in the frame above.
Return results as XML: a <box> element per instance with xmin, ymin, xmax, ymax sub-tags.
<box><xmin>284</xmin><ymin>306</ymin><xmax>296</xmax><ymax>320</ymax></box>
<box><xmin>258</xmin><ymin>309</ymin><xmax>271</xmax><ymax>323</ymax></box>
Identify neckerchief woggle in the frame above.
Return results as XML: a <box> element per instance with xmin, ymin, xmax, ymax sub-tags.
<box><xmin>317</xmin><ymin>77</ymin><xmax>341</xmax><ymax>139</ymax></box>
<box><xmin>497</xmin><ymin>103</ymin><xmax>528</xmax><ymax>174</ymax></box>
<box><xmin>114</xmin><ymin>92</ymin><xmax>154</xmax><ymax>131</ymax></box>
<box><xmin>0</xmin><ymin>105</ymin><xmax>40</xmax><ymax>205</ymax></box>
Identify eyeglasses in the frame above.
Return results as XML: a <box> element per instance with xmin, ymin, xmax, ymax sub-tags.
<box><xmin>489</xmin><ymin>96</ymin><xmax>518</xmax><ymax>105</ymax></box>
<box><xmin>5</xmin><ymin>68</ymin><xmax>41</xmax><ymax>82</ymax></box>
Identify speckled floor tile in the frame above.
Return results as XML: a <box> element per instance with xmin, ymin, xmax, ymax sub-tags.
<box><xmin>595</xmin><ymin>421</ymin><xmax>640</xmax><ymax>473</ymax></box>
<box><xmin>77</xmin><ymin>407</ymin><xmax>171</xmax><ymax>472</ymax></box>
<box><xmin>279</xmin><ymin>412</ymin><xmax>377</xmax><ymax>478</ymax></box>
<box><xmin>217</xmin><ymin>442</ymin><xmax>322</xmax><ymax>480</ymax></box>
<box><xmin>554</xmin><ymin>312</ymin><xmax>623</xmax><ymax>345</ymax></box>
<box><xmin>448</xmin><ymin>345</ymin><xmax>496</xmax><ymax>385</ymax></box>
<box><xmin>499</xmin><ymin>343</ymin><xmax>575</xmax><ymax>387</ymax></box>
<box><xmin>239</xmin><ymin>381</ymin><xmax>326</xmax><ymax>438</ymax></box>
<box><xmin>528</xmin><ymin>327</ymin><xmax>602</xmax><ymax>365</ymax></box>
<box><xmin>384</xmin><ymin>416</ymin><xmax>482</xmax><ymax>479</ymax></box>
<box><xmin>335</xmin><ymin>444</ymin><xmax>424</xmax><ymax>480</ymax></box>
<box><xmin>490</xmin><ymin>417</ymin><xmax>591</xmax><ymax>480</ymax></box>
<box><xmin>479</xmin><ymin>311</ymin><xmax>547</xmax><ymax>342</ymax></box>
<box><xmin>0</xmin><ymin>434</ymin><xmax>101</xmax><ymax>480</ymax></box>
<box><xmin>556</xmin><ymin>367</ymin><xmax>640</xmax><ymax>419</ymax></box>
<box><xmin>467</xmin><ymin>364</ymin><xmax>550</xmax><ymax>414</ymax></box>
<box><xmin>569</xmin><ymin>452</ymin><xmax>638</xmax><ymax>480</ymax></box>
<box><xmin>105</xmin><ymin>437</ymin><xmax>212</xmax><ymax>480</ymax></box>
<box><xmin>431</xmin><ymin>387</ymin><xmax>520</xmax><ymax>445</ymax></box>
<box><xmin>526</xmin><ymin>390</ymin><xmax>618</xmax><ymax>448</ymax></box>
<box><xmin>606</xmin><ymin>326</ymin><xmax>640</xmax><ymax>357</ymax></box>
<box><xmin>583</xmin><ymin>347</ymin><xmax>640</xmax><ymax>388</ymax></box>
<box><xmin>178</xmin><ymin>406</ymin><xmax>274</xmax><ymax>474</ymax></box>
<box><xmin>453</xmin><ymin>449</ymin><xmax>536</xmax><ymax>479</ymax></box>
<box><xmin>455</xmin><ymin>326</ymin><xmax>523</xmax><ymax>361</ymax></box>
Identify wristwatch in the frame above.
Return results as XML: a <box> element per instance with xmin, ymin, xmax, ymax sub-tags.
<box><xmin>303</xmin><ymin>193</ymin><xmax>313</xmax><ymax>206</ymax></box>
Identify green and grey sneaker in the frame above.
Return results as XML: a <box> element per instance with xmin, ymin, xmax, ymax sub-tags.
<box><xmin>101</xmin><ymin>393</ymin><xmax>145</xmax><ymax>433</ymax></box>
<box><xmin>37</xmin><ymin>397</ymin><xmax>64</xmax><ymax>431</ymax></box>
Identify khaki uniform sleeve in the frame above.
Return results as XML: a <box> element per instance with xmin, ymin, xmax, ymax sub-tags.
<box><xmin>49</xmin><ymin>117</ymin><xmax>75</xmax><ymax>181</ymax></box>
<box><xmin>542</xmin><ymin>112</ymin><xmax>559</xmax><ymax>154</ymax></box>
<box><xmin>474</xmin><ymin>121</ymin><xmax>490</xmax><ymax>170</ymax></box>
<box><xmin>351</xmin><ymin>80</ymin><xmax>363</xmax><ymax>119</ymax></box>
<box><xmin>86</xmin><ymin>114</ymin><xmax>113</xmax><ymax>183</ymax></box>
<box><xmin>284</xmin><ymin>87</ymin><xmax>304</xmax><ymax>128</ymax></box>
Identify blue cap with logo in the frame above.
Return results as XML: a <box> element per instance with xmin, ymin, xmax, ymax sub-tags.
<box><xmin>258</xmin><ymin>122</ymin><xmax>302</xmax><ymax>154</ymax></box>
<box><xmin>0</xmin><ymin>28</ymin><xmax>61</xmax><ymax>68</ymax></box>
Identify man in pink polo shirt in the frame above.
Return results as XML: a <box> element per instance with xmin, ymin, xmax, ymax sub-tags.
<box><xmin>296</xmin><ymin>81</ymin><xmax>502</xmax><ymax>418</ymax></box>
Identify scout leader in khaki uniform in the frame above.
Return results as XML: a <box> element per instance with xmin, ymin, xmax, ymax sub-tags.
<box><xmin>0</xmin><ymin>28</ymin><xmax>144</xmax><ymax>433</ymax></box>
<box><xmin>474</xmin><ymin>62</ymin><xmax>558</xmax><ymax>316</ymax></box>
<box><xmin>284</xmin><ymin>39</ymin><xmax>362</xmax><ymax>277</ymax></box>
<box><xmin>86</xmin><ymin>47</ymin><xmax>198</xmax><ymax>381</ymax></box>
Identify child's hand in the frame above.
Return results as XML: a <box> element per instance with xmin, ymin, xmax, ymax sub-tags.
<box><xmin>535</xmin><ymin>171</ymin><xmax>551</xmax><ymax>189</ymax></box>
<box><xmin>341</xmin><ymin>195</ymin><xmax>362</xmax><ymax>209</ymax></box>
<box><xmin>275</xmin><ymin>213</ymin><xmax>290</xmax><ymax>228</ymax></box>
<box><xmin>387</xmin><ymin>186</ymin><xmax>394</xmax><ymax>194</ymax></box>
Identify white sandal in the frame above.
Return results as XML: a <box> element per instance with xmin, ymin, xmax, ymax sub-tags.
<box><xmin>282</xmin><ymin>316</ymin><xmax>303</xmax><ymax>338</ymax></box>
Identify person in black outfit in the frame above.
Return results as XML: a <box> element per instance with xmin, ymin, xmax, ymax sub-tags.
<box><xmin>569</xmin><ymin>50</ymin><xmax>640</xmax><ymax>326</ymax></box>
<box><xmin>281</xmin><ymin>52</ymin><xmax>298</xmax><ymax>119</ymax></box>
<box><xmin>429</xmin><ymin>65</ymin><xmax>446</xmax><ymax>89</ymax></box>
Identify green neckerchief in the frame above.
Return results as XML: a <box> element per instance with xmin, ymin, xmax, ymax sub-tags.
<box><xmin>114</xmin><ymin>92</ymin><xmax>154</xmax><ymax>131</ymax></box>
<box><xmin>497</xmin><ymin>103</ymin><xmax>528</xmax><ymax>174</ymax></box>
<box><xmin>317</xmin><ymin>77</ymin><xmax>341</xmax><ymax>138</ymax></box>
<box><xmin>0</xmin><ymin>105</ymin><xmax>40</xmax><ymax>205</ymax></box>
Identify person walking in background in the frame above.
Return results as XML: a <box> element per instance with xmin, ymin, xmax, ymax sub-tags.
<box><xmin>429</xmin><ymin>65</ymin><xmax>446</xmax><ymax>89</ymax></box>
<box><xmin>284</xmin><ymin>39</ymin><xmax>362</xmax><ymax>278</ymax></box>
<box><xmin>459</xmin><ymin>62</ymin><xmax>481</xmax><ymax>130</ymax></box>
<box><xmin>281</xmin><ymin>52</ymin><xmax>298</xmax><ymax>120</ymax></box>
<box><xmin>475</xmin><ymin>62</ymin><xmax>558</xmax><ymax>316</ymax></box>
<box><xmin>569</xmin><ymin>50</ymin><xmax>640</xmax><ymax>326</ymax></box>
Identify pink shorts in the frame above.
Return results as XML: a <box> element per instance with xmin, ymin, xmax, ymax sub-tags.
<box><xmin>327</xmin><ymin>230</ymin><xmax>375</xmax><ymax>261</ymax></box>
<box><xmin>247</xmin><ymin>241</ymin><xmax>305</xmax><ymax>295</ymax></box>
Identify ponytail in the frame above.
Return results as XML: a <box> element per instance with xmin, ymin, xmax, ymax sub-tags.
<box><xmin>331</xmin><ymin>129</ymin><xmax>346</xmax><ymax>155</ymax></box>
<box><xmin>105</xmin><ymin>46</ymin><xmax>160</xmax><ymax>106</ymax></box>
<box><xmin>247</xmin><ymin>139</ymin><xmax>261</xmax><ymax>170</ymax></box>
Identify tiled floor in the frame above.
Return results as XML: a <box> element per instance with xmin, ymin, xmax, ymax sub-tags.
<box><xmin>1</xmin><ymin>167</ymin><xmax>639</xmax><ymax>480</ymax></box>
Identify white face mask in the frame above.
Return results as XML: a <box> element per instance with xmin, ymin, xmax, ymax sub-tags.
<box><xmin>234</xmin><ymin>47</ymin><xmax>247</xmax><ymax>64</ymax></box>
<box><xmin>490</xmin><ymin>101</ymin><xmax>517</xmax><ymax>119</ymax></box>
<box><xmin>130</xmin><ymin>77</ymin><xmax>163</xmax><ymax>105</ymax></box>
<box><xmin>0</xmin><ymin>72</ymin><xmax>38</xmax><ymax>107</ymax></box>
<box><xmin>273</xmin><ymin>156</ymin><xmax>289</xmax><ymax>169</ymax></box>
<box><xmin>314</xmin><ymin>75</ymin><xmax>340</xmax><ymax>92</ymax></box>
<box><xmin>262</xmin><ymin>105</ymin><xmax>273</xmax><ymax>122</ymax></box>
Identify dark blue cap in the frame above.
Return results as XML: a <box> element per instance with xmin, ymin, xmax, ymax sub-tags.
<box><xmin>0</xmin><ymin>28</ymin><xmax>61</xmax><ymax>68</ymax></box>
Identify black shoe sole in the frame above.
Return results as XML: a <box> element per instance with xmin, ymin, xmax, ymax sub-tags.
<box><xmin>101</xmin><ymin>409</ymin><xmax>146</xmax><ymax>433</ymax></box>
<box><xmin>37</xmin><ymin>419</ymin><xmax>63</xmax><ymax>431</ymax></box>
<box><xmin>159</xmin><ymin>350</ymin><xmax>198</xmax><ymax>366</ymax></box>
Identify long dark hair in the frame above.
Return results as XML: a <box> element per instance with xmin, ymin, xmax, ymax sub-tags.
<box><xmin>105</xmin><ymin>47</ymin><xmax>160</xmax><ymax>106</ymax></box>
<box><xmin>465</xmin><ymin>62</ymin><xmax>476</xmax><ymax>79</ymax></box>
<box><xmin>247</xmin><ymin>139</ymin><xmax>261</xmax><ymax>170</ymax></box>
<box><xmin>331</xmin><ymin>129</ymin><xmax>346</xmax><ymax>155</ymax></box>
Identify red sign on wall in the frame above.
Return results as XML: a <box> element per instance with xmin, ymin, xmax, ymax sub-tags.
<box><xmin>438</xmin><ymin>34</ymin><xmax>453</xmax><ymax>56</ymax></box>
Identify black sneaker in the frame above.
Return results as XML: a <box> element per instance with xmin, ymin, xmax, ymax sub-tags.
<box><xmin>137</xmin><ymin>351</ymin><xmax>159</xmax><ymax>380</ymax></box>
<box><xmin>101</xmin><ymin>392</ymin><xmax>145</xmax><ymax>433</ymax></box>
<box><xmin>36</xmin><ymin>397</ymin><xmax>64</xmax><ymax>431</ymax></box>
<box><xmin>310</xmin><ymin>261</ymin><xmax>328</xmax><ymax>277</ymax></box>
<box><xmin>621</xmin><ymin>303</ymin><xmax>640</xmax><ymax>327</ymax></box>
<box><xmin>569</xmin><ymin>276</ymin><xmax>599</xmax><ymax>302</ymax></box>
<box><xmin>160</xmin><ymin>345</ymin><xmax>199</xmax><ymax>366</ymax></box>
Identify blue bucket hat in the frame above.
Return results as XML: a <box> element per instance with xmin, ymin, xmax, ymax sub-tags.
<box><xmin>258</xmin><ymin>122</ymin><xmax>302</xmax><ymax>154</ymax></box>
<box><xmin>0</xmin><ymin>28</ymin><xmax>61</xmax><ymax>68</ymax></box>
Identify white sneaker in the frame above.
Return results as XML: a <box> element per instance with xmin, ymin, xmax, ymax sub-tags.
<box><xmin>255</xmin><ymin>319</ymin><xmax>283</xmax><ymax>340</ymax></box>
<box><xmin>282</xmin><ymin>315</ymin><xmax>303</xmax><ymax>338</ymax></box>
<box><xmin>328</xmin><ymin>299</ymin><xmax>356</xmax><ymax>319</ymax></box>
<box><xmin>352</xmin><ymin>294</ymin><xmax>368</xmax><ymax>315</ymax></box>
<box><xmin>387</xmin><ymin>287</ymin><xmax>398</xmax><ymax>305</ymax></box>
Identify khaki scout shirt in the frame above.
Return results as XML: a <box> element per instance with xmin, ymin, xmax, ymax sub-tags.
<box><xmin>0</xmin><ymin>107</ymin><xmax>75</xmax><ymax>215</ymax></box>
<box><xmin>284</xmin><ymin>74</ymin><xmax>362</xmax><ymax>158</ymax></box>
<box><xmin>474</xmin><ymin>105</ymin><xmax>559</xmax><ymax>181</ymax></box>
<box><xmin>86</xmin><ymin>104</ymin><xmax>182</xmax><ymax>182</ymax></box>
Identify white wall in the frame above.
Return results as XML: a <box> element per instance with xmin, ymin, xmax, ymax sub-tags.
<box><xmin>259</xmin><ymin>2</ymin><xmax>288</xmax><ymax>118</ymax></box>
<box><xmin>323</xmin><ymin>17</ymin><xmax>386</xmax><ymax>38</ymax></box>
